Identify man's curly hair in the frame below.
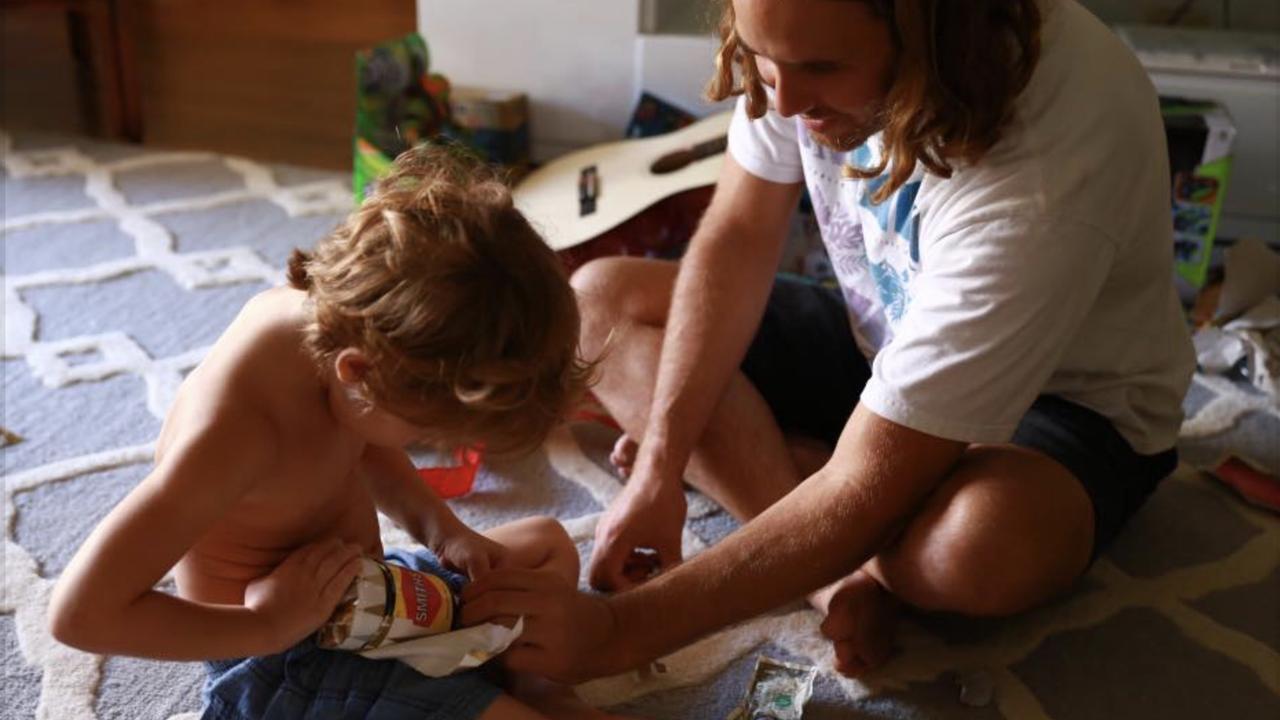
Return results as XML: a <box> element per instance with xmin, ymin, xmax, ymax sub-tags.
<box><xmin>288</xmin><ymin>144</ymin><xmax>593</xmax><ymax>454</ymax></box>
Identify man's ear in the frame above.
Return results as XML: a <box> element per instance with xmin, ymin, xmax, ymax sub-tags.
<box><xmin>334</xmin><ymin>348</ymin><xmax>371</xmax><ymax>386</ymax></box>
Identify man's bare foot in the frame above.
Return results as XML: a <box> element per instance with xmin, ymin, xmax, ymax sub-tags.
<box><xmin>811</xmin><ymin>569</ymin><xmax>899</xmax><ymax>677</ymax></box>
<box><xmin>609</xmin><ymin>433</ymin><xmax>638</xmax><ymax>479</ymax></box>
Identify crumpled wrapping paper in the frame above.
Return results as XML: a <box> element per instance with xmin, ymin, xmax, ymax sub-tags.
<box><xmin>359</xmin><ymin>617</ymin><xmax>524</xmax><ymax>678</ymax></box>
<box><xmin>1193</xmin><ymin>237</ymin><xmax>1280</xmax><ymax>398</ymax></box>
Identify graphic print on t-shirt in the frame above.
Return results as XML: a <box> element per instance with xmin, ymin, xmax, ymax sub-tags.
<box><xmin>799</xmin><ymin>129</ymin><xmax>923</xmax><ymax>354</ymax></box>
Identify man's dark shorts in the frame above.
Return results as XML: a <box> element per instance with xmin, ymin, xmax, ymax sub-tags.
<box><xmin>740</xmin><ymin>274</ymin><xmax>1178</xmax><ymax>557</ymax></box>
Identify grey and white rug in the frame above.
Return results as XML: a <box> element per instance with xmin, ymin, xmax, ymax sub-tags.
<box><xmin>3</xmin><ymin>131</ymin><xmax>1278</xmax><ymax>720</ymax></box>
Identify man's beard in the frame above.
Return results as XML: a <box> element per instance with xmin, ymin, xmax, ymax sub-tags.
<box><xmin>806</xmin><ymin>108</ymin><xmax>884</xmax><ymax>153</ymax></box>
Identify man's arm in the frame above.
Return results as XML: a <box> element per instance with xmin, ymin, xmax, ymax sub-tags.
<box><xmin>634</xmin><ymin>154</ymin><xmax>802</xmax><ymax>491</ymax></box>
<box><xmin>463</xmin><ymin>404</ymin><xmax>965</xmax><ymax>680</ymax></box>
<box><xmin>611</xmin><ymin>405</ymin><xmax>965</xmax><ymax>665</ymax></box>
<box><xmin>589</xmin><ymin>155</ymin><xmax>803</xmax><ymax>588</ymax></box>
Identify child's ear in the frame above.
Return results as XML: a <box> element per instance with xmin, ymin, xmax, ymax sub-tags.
<box><xmin>334</xmin><ymin>348</ymin><xmax>372</xmax><ymax>386</ymax></box>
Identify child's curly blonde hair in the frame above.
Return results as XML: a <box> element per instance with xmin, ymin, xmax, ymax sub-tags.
<box><xmin>288</xmin><ymin>144</ymin><xmax>592</xmax><ymax>454</ymax></box>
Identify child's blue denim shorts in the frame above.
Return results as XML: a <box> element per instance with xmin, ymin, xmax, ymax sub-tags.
<box><xmin>201</xmin><ymin>548</ymin><xmax>502</xmax><ymax>720</ymax></box>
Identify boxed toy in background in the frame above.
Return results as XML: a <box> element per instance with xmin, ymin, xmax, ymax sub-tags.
<box><xmin>625</xmin><ymin>92</ymin><xmax>696</xmax><ymax>139</ymax></box>
<box><xmin>1162</xmin><ymin>96</ymin><xmax>1236</xmax><ymax>289</ymax></box>
<box><xmin>447</xmin><ymin>86</ymin><xmax>531</xmax><ymax>175</ymax></box>
<box><xmin>353</xmin><ymin>33</ymin><xmax>453</xmax><ymax>204</ymax></box>
<box><xmin>353</xmin><ymin>35</ymin><xmax>534</xmax><ymax>202</ymax></box>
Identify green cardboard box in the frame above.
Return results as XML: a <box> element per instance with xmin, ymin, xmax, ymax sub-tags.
<box><xmin>353</xmin><ymin>33</ymin><xmax>453</xmax><ymax>204</ymax></box>
<box><xmin>1162</xmin><ymin>97</ymin><xmax>1235</xmax><ymax>289</ymax></box>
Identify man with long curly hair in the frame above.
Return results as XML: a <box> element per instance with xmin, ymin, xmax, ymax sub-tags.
<box><xmin>464</xmin><ymin>0</ymin><xmax>1194</xmax><ymax>680</ymax></box>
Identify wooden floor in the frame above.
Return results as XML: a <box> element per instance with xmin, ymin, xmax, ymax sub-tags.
<box><xmin>3</xmin><ymin>0</ymin><xmax>417</xmax><ymax>169</ymax></box>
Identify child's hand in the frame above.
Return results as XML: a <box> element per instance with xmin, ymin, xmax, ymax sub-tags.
<box><xmin>435</xmin><ymin>529</ymin><xmax>508</xmax><ymax>580</ymax></box>
<box><xmin>244</xmin><ymin>539</ymin><xmax>362</xmax><ymax>652</ymax></box>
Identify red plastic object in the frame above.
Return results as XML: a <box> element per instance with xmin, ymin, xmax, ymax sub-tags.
<box><xmin>1212</xmin><ymin>456</ymin><xmax>1280</xmax><ymax>514</ymax></box>
<box><xmin>572</xmin><ymin>408</ymin><xmax>621</xmax><ymax>430</ymax></box>
<box><xmin>418</xmin><ymin>446</ymin><xmax>483</xmax><ymax>499</ymax></box>
<box><xmin>570</xmin><ymin>392</ymin><xmax>622</xmax><ymax>430</ymax></box>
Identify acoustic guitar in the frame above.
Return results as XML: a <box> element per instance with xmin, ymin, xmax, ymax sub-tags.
<box><xmin>513</xmin><ymin>111</ymin><xmax>733</xmax><ymax>252</ymax></box>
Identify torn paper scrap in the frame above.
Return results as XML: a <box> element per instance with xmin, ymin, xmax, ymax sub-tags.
<box><xmin>359</xmin><ymin>617</ymin><xmax>524</xmax><ymax>677</ymax></box>
<box><xmin>740</xmin><ymin>656</ymin><xmax>818</xmax><ymax>719</ymax></box>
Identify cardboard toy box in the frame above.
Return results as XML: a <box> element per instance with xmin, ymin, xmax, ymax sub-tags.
<box><xmin>447</xmin><ymin>86</ymin><xmax>531</xmax><ymax>174</ymax></box>
<box><xmin>1162</xmin><ymin>96</ymin><xmax>1236</xmax><ymax>289</ymax></box>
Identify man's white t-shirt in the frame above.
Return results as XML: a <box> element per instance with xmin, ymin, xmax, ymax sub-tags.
<box><xmin>727</xmin><ymin>0</ymin><xmax>1194</xmax><ymax>455</ymax></box>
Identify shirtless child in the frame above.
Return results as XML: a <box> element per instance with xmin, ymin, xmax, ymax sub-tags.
<box><xmin>48</xmin><ymin>147</ymin><xmax>618</xmax><ymax>720</ymax></box>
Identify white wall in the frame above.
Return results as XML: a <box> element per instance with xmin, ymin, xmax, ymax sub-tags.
<box><xmin>417</xmin><ymin>1</ymin><xmax>729</xmax><ymax>160</ymax></box>
<box><xmin>636</xmin><ymin>34</ymin><xmax>733</xmax><ymax>118</ymax></box>
<box><xmin>417</xmin><ymin>1</ymin><xmax>640</xmax><ymax>160</ymax></box>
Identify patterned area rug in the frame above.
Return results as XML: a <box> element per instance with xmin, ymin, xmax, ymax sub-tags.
<box><xmin>3</xmin><ymin>132</ymin><xmax>1278</xmax><ymax>720</ymax></box>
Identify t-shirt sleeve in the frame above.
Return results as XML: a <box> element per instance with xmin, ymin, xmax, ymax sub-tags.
<box><xmin>860</xmin><ymin>216</ymin><xmax>1116</xmax><ymax>443</ymax></box>
<box><xmin>726</xmin><ymin>95</ymin><xmax>805</xmax><ymax>185</ymax></box>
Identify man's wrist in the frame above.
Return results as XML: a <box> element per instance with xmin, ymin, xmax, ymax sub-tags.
<box><xmin>632</xmin><ymin>435</ymin><xmax>687</xmax><ymax>492</ymax></box>
<box><xmin>598</xmin><ymin>593</ymin><xmax>643</xmax><ymax>674</ymax></box>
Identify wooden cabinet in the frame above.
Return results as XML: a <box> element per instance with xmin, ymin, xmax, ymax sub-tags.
<box><xmin>2</xmin><ymin>0</ymin><xmax>416</xmax><ymax>168</ymax></box>
<box><xmin>135</xmin><ymin>0</ymin><xmax>415</xmax><ymax>168</ymax></box>
<box><xmin>1</xmin><ymin>0</ymin><xmax>139</xmax><ymax>140</ymax></box>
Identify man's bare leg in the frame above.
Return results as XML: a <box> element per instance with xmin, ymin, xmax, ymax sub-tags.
<box><xmin>575</xmin><ymin>258</ymin><xmax>802</xmax><ymax>521</ymax></box>
<box><xmin>740</xmin><ymin>433</ymin><xmax>1094</xmax><ymax>674</ymax></box>
<box><xmin>572</xmin><ymin>257</ymin><xmax>1095</xmax><ymax>676</ymax></box>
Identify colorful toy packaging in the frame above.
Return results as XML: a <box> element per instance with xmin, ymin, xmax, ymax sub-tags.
<box><xmin>353</xmin><ymin>33</ymin><xmax>454</xmax><ymax>204</ymax></box>
<box><xmin>447</xmin><ymin>86</ymin><xmax>531</xmax><ymax>175</ymax></box>
<box><xmin>1162</xmin><ymin>96</ymin><xmax>1236</xmax><ymax>289</ymax></box>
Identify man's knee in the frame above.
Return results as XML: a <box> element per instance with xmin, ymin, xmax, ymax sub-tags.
<box><xmin>569</xmin><ymin>257</ymin><xmax>621</xmax><ymax>299</ymax></box>
<box><xmin>571</xmin><ymin>256</ymin><xmax>659</xmax><ymax>310</ymax></box>
<box><xmin>571</xmin><ymin>258</ymin><xmax>647</xmax><ymax>354</ymax></box>
<box><xmin>571</xmin><ymin>257</ymin><xmax>677</xmax><ymax>359</ymax></box>
<box><xmin>570</xmin><ymin>258</ymin><xmax>624</xmax><ymax>356</ymax></box>
<box><xmin>873</xmin><ymin>450</ymin><xmax>1093</xmax><ymax>617</ymax></box>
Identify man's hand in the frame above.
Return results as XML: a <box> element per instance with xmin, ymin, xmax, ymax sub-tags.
<box><xmin>461</xmin><ymin>568</ymin><xmax>625</xmax><ymax>683</ymax></box>
<box><xmin>244</xmin><ymin>538</ymin><xmax>362</xmax><ymax>652</ymax></box>
<box><xmin>434</xmin><ymin>526</ymin><xmax>509</xmax><ymax>580</ymax></box>
<box><xmin>588</xmin><ymin>464</ymin><xmax>687</xmax><ymax>592</ymax></box>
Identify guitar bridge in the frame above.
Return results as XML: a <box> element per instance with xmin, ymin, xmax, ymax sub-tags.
<box><xmin>578</xmin><ymin>165</ymin><xmax>599</xmax><ymax>216</ymax></box>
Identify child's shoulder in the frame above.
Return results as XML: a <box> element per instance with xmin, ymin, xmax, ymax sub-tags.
<box><xmin>173</xmin><ymin>287</ymin><xmax>319</xmax><ymax>427</ymax></box>
<box><xmin>215</xmin><ymin>286</ymin><xmax>312</xmax><ymax>369</ymax></box>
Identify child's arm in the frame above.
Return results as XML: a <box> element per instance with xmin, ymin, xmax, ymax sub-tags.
<box><xmin>47</xmin><ymin>408</ymin><xmax>360</xmax><ymax>660</ymax></box>
<box><xmin>361</xmin><ymin>444</ymin><xmax>506</xmax><ymax>577</ymax></box>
